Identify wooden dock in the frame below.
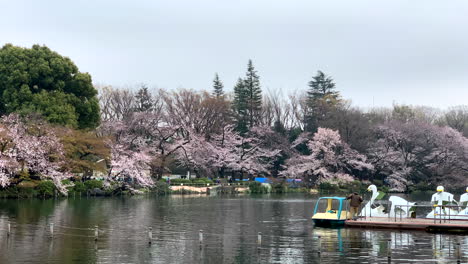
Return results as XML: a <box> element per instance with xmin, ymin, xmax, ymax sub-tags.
<box><xmin>345</xmin><ymin>217</ymin><xmax>468</xmax><ymax>233</ymax></box>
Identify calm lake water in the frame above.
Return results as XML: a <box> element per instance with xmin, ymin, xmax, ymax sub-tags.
<box><xmin>0</xmin><ymin>193</ymin><xmax>467</xmax><ymax>264</ymax></box>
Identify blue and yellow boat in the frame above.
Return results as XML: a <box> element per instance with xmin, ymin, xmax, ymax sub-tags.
<box><xmin>312</xmin><ymin>197</ymin><xmax>349</xmax><ymax>227</ymax></box>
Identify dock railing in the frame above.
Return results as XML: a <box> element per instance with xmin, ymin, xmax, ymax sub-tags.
<box><xmin>356</xmin><ymin>201</ymin><xmax>468</xmax><ymax>224</ymax></box>
<box><xmin>394</xmin><ymin>204</ymin><xmax>468</xmax><ymax>224</ymax></box>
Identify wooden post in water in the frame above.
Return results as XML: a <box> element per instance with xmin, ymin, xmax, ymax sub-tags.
<box><xmin>457</xmin><ymin>242</ymin><xmax>461</xmax><ymax>263</ymax></box>
<box><xmin>257</xmin><ymin>232</ymin><xmax>262</xmax><ymax>247</ymax></box>
<box><xmin>148</xmin><ymin>227</ymin><xmax>153</xmax><ymax>245</ymax></box>
<box><xmin>387</xmin><ymin>239</ymin><xmax>391</xmax><ymax>259</ymax></box>
<box><xmin>199</xmin><ymin>230</ymin><xmax>203</xmax><ymax>248</ymax></box>
<box><xmin>7</xmin><ymin>222</ymin><xmax>11</xmax><ymax>237</ymax></box>
<box><xmin>317</xmin><ymin>236</ymin><xmax>321</xmax><ymax>255</ymax></box>
<box><xmin>94</xmin><ymin>226</ymin><xmax>98</xmax><ymax>241</ymax></box>
<box><xmin>50</xmin><ymin>223</ymin><xmax>54</xmax><ymax>238</ymax></box>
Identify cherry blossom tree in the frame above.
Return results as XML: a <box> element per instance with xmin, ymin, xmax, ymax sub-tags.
<box><xmin>0</xmin><ymin>114</ymin><xmax>70</xmax><ymax>192</ymax></box>
<box><xmin>101</xmin><ymin>111</ymin><xmax>191</xmax><ymax>184</ymax></box>
<box><xmin>369</xmin><ymin>121</ymin><xmax>468</xmax><ymax>191</ymax></box>
<box><xmin>283</xmin><ymin>128</ymin><xmax>373</xmax><ymax>185</ymax></box>
<box><xmin>174</xmin><ymin>125</ymin><xmax>287</xmax><ymax>179</ymax></box>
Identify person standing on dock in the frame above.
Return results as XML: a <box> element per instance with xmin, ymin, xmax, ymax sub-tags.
<box><xmin>346</xmin><ymin>192</ymin><xmax>363</xmax><ymax>220</ymax></box>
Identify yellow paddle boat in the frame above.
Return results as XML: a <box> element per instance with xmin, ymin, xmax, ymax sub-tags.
<box><xmin>312</xmin><ymin>197</ymin><xmax>349</xmax><ymax>227</ymax></box>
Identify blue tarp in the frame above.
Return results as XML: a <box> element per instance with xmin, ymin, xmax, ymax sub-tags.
<box><xmin>254</xmin><ymin>177</ymin><xmax>268</xmax><ymax>183</ymax></box>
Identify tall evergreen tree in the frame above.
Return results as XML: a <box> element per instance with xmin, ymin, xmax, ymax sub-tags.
<box><xmin>305</xmin><ymin>71</ymin><xmax>340</xmax><ymax>131</ymax></box>
<box><xmin>232</xmin><ymin>78</ymin><xmax>248</xmax><ymax>133</ymax></box>
<box><xmin>307</xmin><ymin>71</ymin><xmax>338</xmax><ymax>101</ymax></box>
<box><xmin>212</xmin><ymin>73</ymin><xmax>224</xmax><ymax>98</ymax></box>
<box><xmin>243</xmin><ymin>60</ymin><xmax>262</xmax><ymax>128</ymax></box>
<box><xmin>135</xmin><ymin>85</ymin><xmax>153</xmax><ymax>112</ymax></box>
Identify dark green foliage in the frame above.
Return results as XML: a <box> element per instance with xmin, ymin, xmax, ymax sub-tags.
<box><xmin>61</xmin><ymin>179</ymin><xmax>72</xmax><ymax>185</ymax></box>
<box><xmin>170</xmin><ymin>178</ymin><xmax>191</xmax><ymax>184</ymax></box>
<box><xmin>191</xmin><ymin>178</ymin><xmax>214</xmax><ymax>185</ymax></box>
<box><xmin>305</xmin><ymin>71</ymin><xmax>340</xmax><ymax>132</ymax></box>
<box><xmin>243</xmin><ymin>60</ymin><xmax>262</xmax><ymax>128</ymax></box>
<box><xmin>71</xmin><ymin>182</ymin><xmax>87</xmax><ymax>193</ymax></box>
<box><xmin>36</xmin><ymin>181</ymin><xmax>56</xmax><ymax>197</ymax></box>
<box><xmin>232</xmin><ymin>60</ymin><xmax>262</xmax><ymax>132</ymax></box>
<box><xmin>151</xmin><ymin>182</ymin><xmax>171</xmax><ymax>194</ymax></box>
<box><xmin>0</xmin><ymin>186</ymin><xmax>38</xmax><ymax>198</ymax></box>
<box><xmin>0</xmin><ymin>44</ymin><xmax>100</xmax><ymax>129</ymax></box>
<box><xmin>307</xmin><ymin>71</ymin><xmax>339</xmax><ymax>101</ymax></box>
<box><xmin>232</xmin><ymin>78</ymin><xmax>248</xmax><ymax>133</ymax></box>
<box><xmin>408</xmin><ymin>182</ymin><xmax>435</xmax><ymax>193</ymax></box>
<box><xmin>338</xmin><ymin>180</ymin><xmax>366</xmax><ymax>194</ymax></box>
<box><xmin>84</xmin><ymin>180</ymin><xmax>103</xmax><ymax>190</ymax></box>
<box><xmin>319</xmin><ymin>182</ymin><xmax>341</xmax><ymax>193</ymax></box>
<box><xmin>212</xmin><ymin>73</ymin><xmax>224</xmax><ymax>98</ymax></box>
<box><xmin>248</xmin><ymin>182</ymin><xmax>269</xmax><ymax>193</ymax></box>
<box><xmin>134</xmin><ymin>84</ymin><xmax>153</xmax><ymax>112</ymax></box>
<box><xmin>169</xmin><ymin>178</ymin><xmax>214</xmax><ymax>185</ymax></box>
<box><xmin>271</xmin><ymin>182</ymin><xmax>287</xmax><ymax>193</ymax></box>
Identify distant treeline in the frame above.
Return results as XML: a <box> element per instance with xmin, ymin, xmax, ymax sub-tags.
<box><xmin>1</xmin><ymin>44</ymin><xmax>467</xmax><ymax>194</ymax></box>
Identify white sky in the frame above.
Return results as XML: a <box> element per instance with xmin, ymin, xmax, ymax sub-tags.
<box><xmin>1</xmin><ymin>0</ymin><xmax>468</xmax><ymax>109</ymax></box>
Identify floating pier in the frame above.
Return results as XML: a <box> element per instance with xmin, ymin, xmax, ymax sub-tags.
<box><xmin>345</xmin><ymin>217</ymin><xmax>468</xmax><ymax>234</ymax></box>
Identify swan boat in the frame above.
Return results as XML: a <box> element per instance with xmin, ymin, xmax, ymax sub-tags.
<box><xmin>426</xmin><ymin>186</ymin><xmax>460</xmax><ymax>219</ymax></box>
<box><xmin>360</xmin><ymin>185</ymin><xmax>415</xmax><ymax>218</ymax></box>
<box><xmin>430</xmin><ymin>186</ymin><xmax>468</xmax><ymax>220</ymax></box>
<box><xmin>456</xmin><ymin>187</ymin><xmax>468</xmax><ymax>219</ymax></box>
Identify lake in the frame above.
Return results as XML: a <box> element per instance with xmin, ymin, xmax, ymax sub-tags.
<box><xmin>0</xmin><ymin>193</ymin><xmax>466</xmax><ymax>263</ymax></box>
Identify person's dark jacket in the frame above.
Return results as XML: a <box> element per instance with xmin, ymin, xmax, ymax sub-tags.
<box><xmin>347</xmin><ymin>193</ymin><xmax>363</xmax><ymax>207</ymax></box>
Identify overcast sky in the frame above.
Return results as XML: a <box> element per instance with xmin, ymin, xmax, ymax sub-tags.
<box><xmin>1</xmin><ymin>0</ymin><xmax>468</xmax><ymax>109</ymax></box>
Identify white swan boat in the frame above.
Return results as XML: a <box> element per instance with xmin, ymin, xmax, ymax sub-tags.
<box><xmin>450</xmin><ymin>187</ymin><xmax>468</xmax><ymax>220</ymax></box>
<box><xmin>360</xmin><ymin>185</ymin><xmax>415</xmax><ymax>218</ymax></box>
<box><xmin>426</xmin><ymin>186</ymin><xmax>459</xmax><ymax>219</ymax></box>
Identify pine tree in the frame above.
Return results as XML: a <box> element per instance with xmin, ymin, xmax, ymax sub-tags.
<box><xmin>305</xmin><ymin>71</ymin><xmax>340</xmax><ymax>132</ymax></box>
<box><xmin>243</xmin><ymin>60</ymin><xmax>262</xmax><ymax>128</ymax></box>
<box><xmin>232</xmin><ymin>78</ymin><xmax>248</xmax><ymax>133</ymax></box>
<box><xmin>212</xmin><ymin>73</ymin><xmax>224</xmax><ymax>98</ymax></box>
<box><xmin>135</xmin><ymin>85</ymin><xmax>153</xmax><ymax>112</ymax></box>
<box><xmin>307</xmin><ymin>71</ymin><xmax>338</xmax><ymax>102</ymax></box>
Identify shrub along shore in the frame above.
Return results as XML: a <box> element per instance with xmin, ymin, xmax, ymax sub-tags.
<box><xmin>0</xmin><ymin>178</ymin><xmax>442</xmax><ymax>199</ymax></box>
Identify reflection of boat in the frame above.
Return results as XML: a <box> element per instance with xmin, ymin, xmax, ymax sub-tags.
<box><xmin>312</xmin><ymin>197</ymin><xmax>348</xmax><ymax>227</ymax></box>
<box><xmin>313</xmin><ymin>227</ymin><xmax>344</xmax><ymax>253</ymax></box>
<box><xmin>360</xmin><ymin>185</ymin><xmax>415</xmax><ymax>218</ymax></box>
<box><xmin>426</xmin><ymin>186</ymin><xmax>459</xmax><ymax>219</ymax></box>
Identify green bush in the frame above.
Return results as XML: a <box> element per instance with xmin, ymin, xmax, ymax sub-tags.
<box><xmin>271</xmin><ymin>182</ymin><xmax>287</xmax><ymax>193</ymax></box>
<box><xmin>249</xmin><ymin>182</ymin><xmax>269</xmax><ymax>193</ymax></box>
<box><xmin>319</xmin><ymin>182</ymin><xmax>340</xmax><ymax>193</ymax></box>
<box><xmin>339</xmin><ymin>180</ymin><xmax>367</xmax><ymax>193</ymax></box>
<box><xmin>408</xmin><ymin>182</ymin><xmax>435</xmax><ymax>193</ymax></box>
<box><xmin>84</xmin><ymin>180</ymin><xmax>103</xmax><ymax>190</ymax></box>
<box><xmin>192</xmin><ymin>178</ymin><xmax>214</xmax><ymax>185</ymax></box>
<box><xmin>152</xmin><ymin>181</ymin><xmax>171</xmax><ymax>195</ymax></box>
<box><xmin>61</xmin><ymin>179</ymin><xmax>72</xmax><ymax>185</ymax></box>
<box><xmin>36</xmin><ymin>181</ymin><xmax>56</xmax><ymax>197</ymax></box>
<box><xmin>71</xmin><ymin>182</ymin><xmax>87</xmax><ymax>193</ymax></box>
<box><xmin>171</xmin><ymin>178</ymin><xmax>191</xmax><ymax>184</ymax></box>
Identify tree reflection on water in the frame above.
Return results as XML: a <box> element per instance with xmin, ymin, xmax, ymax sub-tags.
<box><xmin>0</xmin><ymin>194</ymin><xmax>466</xmax><ymax>263</ymax></box>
